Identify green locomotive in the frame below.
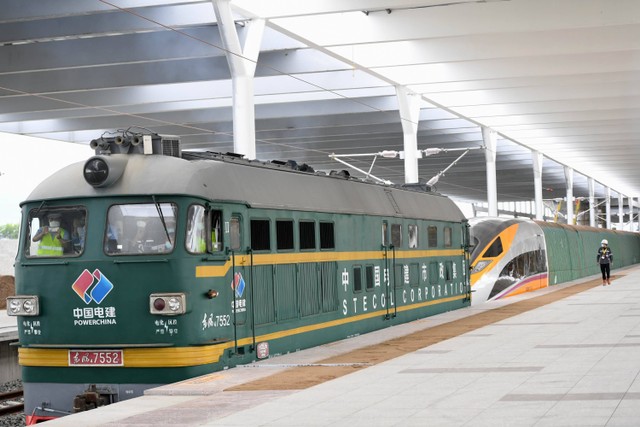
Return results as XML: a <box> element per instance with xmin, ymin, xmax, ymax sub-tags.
<box><xmin>9</xmin><ymin>132</ymin><xmax>470</xmax><ymax>424</ymax></box>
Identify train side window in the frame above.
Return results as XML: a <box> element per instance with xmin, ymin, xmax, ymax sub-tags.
<box><xmin>445</xmin><ymin>261</ymin><xmax>453</xmax><ymax>281</ymax></box>
<box><xmin>483</xmin><ymin>237</ymin><xmax>503</xmax><ymax>258</ymax></box>
<box><xmin>444</xmin><ymin>227</ymin><xmax>452</xmax><ymax>248</ymax></box>
<box><xmin>391</xmin><ymin>224</ymin><xmax>402</xmax><ymax>248</ymax></box>
<box><xmin>229</xmin><ymin>217</ymin><xmax>241</xmax><ymax>251</ymax></box>
<box><xmin>276</xmin><ymin>219</ymin><xmax>294</xmax><ymax>251</ymax></box>
<box><xmin>365</xmin><ymin>265</ymin><xmax>374</xmax><ymax>291</ymax></box>
<box><xmin>408</xmin><ymin>224</ymin><xmax>418</xmax><ymax>248</ymax></box>
<box><xmin>428</xmin><ymin>226</ymin><xmax>438</xmax><ymax>248</ymax></box>
<box><xmin>210</xmin><ymin>210</ymin><xmax>222</xmax><ymax>252</ymax></box>
<box><xmin>409</xmin><ymin>263</ymin><xmax>419</xmax><ymax>286</ymax></box>
<box><xmin>382</xmin><ymin>221</ymin><xmax>389</xmax><ymax>247</ymax></box>
<box><xmin>353</xmin><ymin>265</ymin><xmax>362</xmax><ymax>292</ymax></box>
<box><xmin>429</xmin><ymin>262</ymin><xmax>439</xmax><ymax>285</ymax></box>
<box><xmin>250</xmin><ymin>219</ymin><xmax>270</xmax><ymax>251</ymax></box>
<box><xmin>27</xmin><ymin>207</ymin><xmax>86</xmax><ymax>257</ymax></box>
<box><xmin>320</xmin><ymin>221</ymin><xmax>335</xmax><ymax>250</ymax></box>
<box><xmin>185</xmin><ymin>207</ymin><xmax>222</xmax><ymax>254</ymax></box>
<box><xmin>186</xmin><ymin>204</ymin><xmax>207</xmax><ymax>254</ymax></box>
<box><xmin>300</xmin><ymin>221</ymin><xmax>316</xmax><ymax>250</ymax></box>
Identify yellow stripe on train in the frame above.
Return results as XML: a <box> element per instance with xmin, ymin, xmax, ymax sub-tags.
<box><xmin>18</xmin><ymin>294</ymin><xmax>465</xmax><ymax>368</ymax></box>
<box><xmin>196</xmin><ymin>249</ymin><xmax>464</xmax><ymax>278</ymax></box>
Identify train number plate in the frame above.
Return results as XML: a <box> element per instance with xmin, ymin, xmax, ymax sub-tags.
<box><xmin>69</xmin><ymin>350</ymin><xmax>123</xmax><ymax>367</ymax></box>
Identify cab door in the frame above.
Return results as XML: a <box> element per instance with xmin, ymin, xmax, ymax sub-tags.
<box><xmin>226</xmin><ymin>214</ymin><xmax>252</xmax><ymax>353</ymax></box>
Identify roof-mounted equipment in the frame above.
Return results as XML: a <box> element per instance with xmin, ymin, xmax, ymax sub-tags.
<box><xmin>89</xmin><ymin>132</ymin><xmax>181</xmax><ymax>158</ymax></box>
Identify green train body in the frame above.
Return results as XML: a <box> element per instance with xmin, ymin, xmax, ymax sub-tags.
<box><xmin>540</xmin><ymin>222</ymin><xmax>640</xmax><ymax>284</ymax></box>
<box><xmin>11</xmin><ymin>136</ymin><xmax>470</xmax><ymax>423</ymax></box>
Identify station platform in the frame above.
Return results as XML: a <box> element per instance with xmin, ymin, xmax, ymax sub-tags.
<box><xmin>0</xmin><ymin>309</ymin><xmax>18</xmax><ymax>339</ymax></box>
<box><xmin>43</xmin><ymin>266</ymin><xmax>640</xmax><ymax>426</ymax></box>
<box><xmin>0</xmin><ymin>309</ymin><xmax>19</xmax><ymax>384</ymax></box>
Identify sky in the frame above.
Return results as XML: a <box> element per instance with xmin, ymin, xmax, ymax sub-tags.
<box><xmin>0</xmin><ymin>132</ymin><xmax>90</xmax><ymax>225</ymax></box>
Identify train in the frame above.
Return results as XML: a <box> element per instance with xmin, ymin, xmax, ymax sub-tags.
<box><xmin>469</xmin><ymin>217</ymin><xmax>640</xmax><ymax>304</ymax></box>
<box><xmin>7</xmin><ymin>132</ymin><xmax>471</xmax><ymax>424</ymax></box>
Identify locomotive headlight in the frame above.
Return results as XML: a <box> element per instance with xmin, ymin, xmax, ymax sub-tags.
<box><xmin>83</xmin><ymin>158</ymin><xmax>109</xmax><ymax>186</ymax></box>
<box><xmin>9</xmin><ymin>299</ymin><xmax>21</xmax><ymax>314</ymax></box>
<box><xmin>6</xmin><ymin>296</ymin><xmax>40</xmax><ymax>316</ymax></box>
<box><xmin>149</xmin><ymin>293</ymin><xmax>186</xmax><ymax>316</ymax></box>
<box><xmin>471</xmin><ymin>260</ymin><xmax>492</xmax><ymax>274</ymax></box>
<box><xmin>23</xmin><ymin>299</ymin><xmax>35</xmax><ymax>313</ymax></box>
<box><xmin>83</xmin><ymin>155</ymin><xmax>128</xmax><ymax>188</ymax></box>
<box><xmin>167</xmin><ymin>297</ymin><xmax>182</xmax><ymax>312</ymax></box>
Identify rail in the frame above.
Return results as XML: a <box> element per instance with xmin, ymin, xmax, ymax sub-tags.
<box><xmin>0</xmin><ymin>388</ymin><xmax>24</xmax><ymax>417</ymax></box>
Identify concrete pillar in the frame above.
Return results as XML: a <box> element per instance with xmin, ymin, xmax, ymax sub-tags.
<box><xmin>588</xmin><ymin>178</ymin><xmax>596</xmax><ymax>227</ymax></box>
<box><xmin>482</xmin><ymin>127</ymin><xmax>498</xmax><ymax>217</ymax></box>
<box><xmin>564</xmin><ymin>166</ymin><xmax>574</xmax><ymax>225</ymax></box>
<box><xmin>532</xmin><ymin>151</ymin><xmax>544</xmax><ymax>220</ymax></box>
<box><xmin>395</xmin><ymin>86</ymin><xmax>421</xmax><ymax>184</ymax></box>
<box><xmin>212</xmin><ymin>0</ymin><xmax>265</xmax><ymax>160</ymax></box>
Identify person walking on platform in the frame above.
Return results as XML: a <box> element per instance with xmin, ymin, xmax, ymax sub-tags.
<box><xmin>597</xmin><ymin>239</ymin><xmax>613</xmax><ymax>286</ymax></box>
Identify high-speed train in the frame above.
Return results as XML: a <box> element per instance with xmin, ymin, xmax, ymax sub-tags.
<box><xmin>469</xmin><ymin>217</ymin><xmax>640</xmax><ymax>304</ymax></box>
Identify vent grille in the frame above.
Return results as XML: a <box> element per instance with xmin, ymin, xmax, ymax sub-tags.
<box><xmin>159</xmin><ymin>138</ymin><xmax>181</xmax><ymax>157</ymax></box>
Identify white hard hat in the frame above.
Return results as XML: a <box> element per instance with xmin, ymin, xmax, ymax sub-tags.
<box><xmin>601</xmin><ymin>239</ymin><xmax>608</xmax><ymax>245</ymax></box>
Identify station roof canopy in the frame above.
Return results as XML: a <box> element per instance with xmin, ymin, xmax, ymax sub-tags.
<box><xmin>2</xmin><ymin>0</ymin><xmax>639</xmax><ymax>206</ymax></box>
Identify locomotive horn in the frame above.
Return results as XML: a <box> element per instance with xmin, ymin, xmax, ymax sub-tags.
<box><xmin>130</xmin><ymin>135</ymin><xmax>142</xmax><ymax>146</ymax></box>
<box><xmin>89</xmin><ymin>138</ymin><xmax>110</xmax><ymax>151</ymax></box>
<box><xmin>114</xmin><ymin>136</ymin><xmax>130</xmax><ymax>147</ymax></box>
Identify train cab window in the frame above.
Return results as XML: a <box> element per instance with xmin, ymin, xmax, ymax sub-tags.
<box><xmin>26</xmin><ymin>207</ymin><xmax>87</xmax><ymax>257</ymax></box>
<box><xmin>319</xmin><ymin>222</ymin><xmax>335</xmax><ymax>250</ymax></box>
<box><xmin>104</xmin><ymin>203</ymin><xmax>177</xmax><ymax>255</ymax></box>
<box><xmin>408</xmin><ymin>224</ymin><xmax>418</xmax><ymax>248</ymax></box>
<box><xmin>229</xmin><ymin>217</ymin><xmax>241</xmax><ymax>251</ymax></box>
<box><xmin>483</xmin><ymin>237</ymin><xmax>503</xmax><ymax>258</ymax></box>
<box><xmin>428</xmin><ymin>226</ymin><xmax>438</xmax><ymax>248</ymax></box>
<box><xmin>276</xmin><ymin>219</ymin><xmax>294</xmax><ymax>251</ymax></box>
<box><xmin>391</xmin><ymin>224</ymin><xmax>402</xmax><ymax>248</ymax></box>
<box><xmin>300</xmin><ymin>221</ymin><xmax>316</xmax><ymax>250</ymax></box>
<box><xmin>250</xmin><ymin>219</ymin><xmax>270</xmax><ymax>251</ymax></box>
<box><xmin>444</xmin><ymin>227</ymin><xmax>452</xmax><ymax>248</ymax></box>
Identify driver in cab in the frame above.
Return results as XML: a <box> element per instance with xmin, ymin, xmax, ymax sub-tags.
<box><xmin>32</xmin><ymin>213</ymin><xmax>71</xmax><ymax>256</ymax></box>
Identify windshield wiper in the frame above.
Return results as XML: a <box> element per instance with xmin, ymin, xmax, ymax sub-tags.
<box><xmin>152</xmin><ymin>196</ymin><xmax>172</xmax><ymax>244</ymax></box>
<box><xmin>33</xmin><ymin>200</ymin><xmax>47</xmax><ymax>217</ymax></box>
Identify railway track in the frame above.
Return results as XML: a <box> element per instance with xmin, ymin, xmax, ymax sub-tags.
<box><xmin>0</xmin><ymin>389</ymin><xmax>24</xmax><ymax>417</ymax></box>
